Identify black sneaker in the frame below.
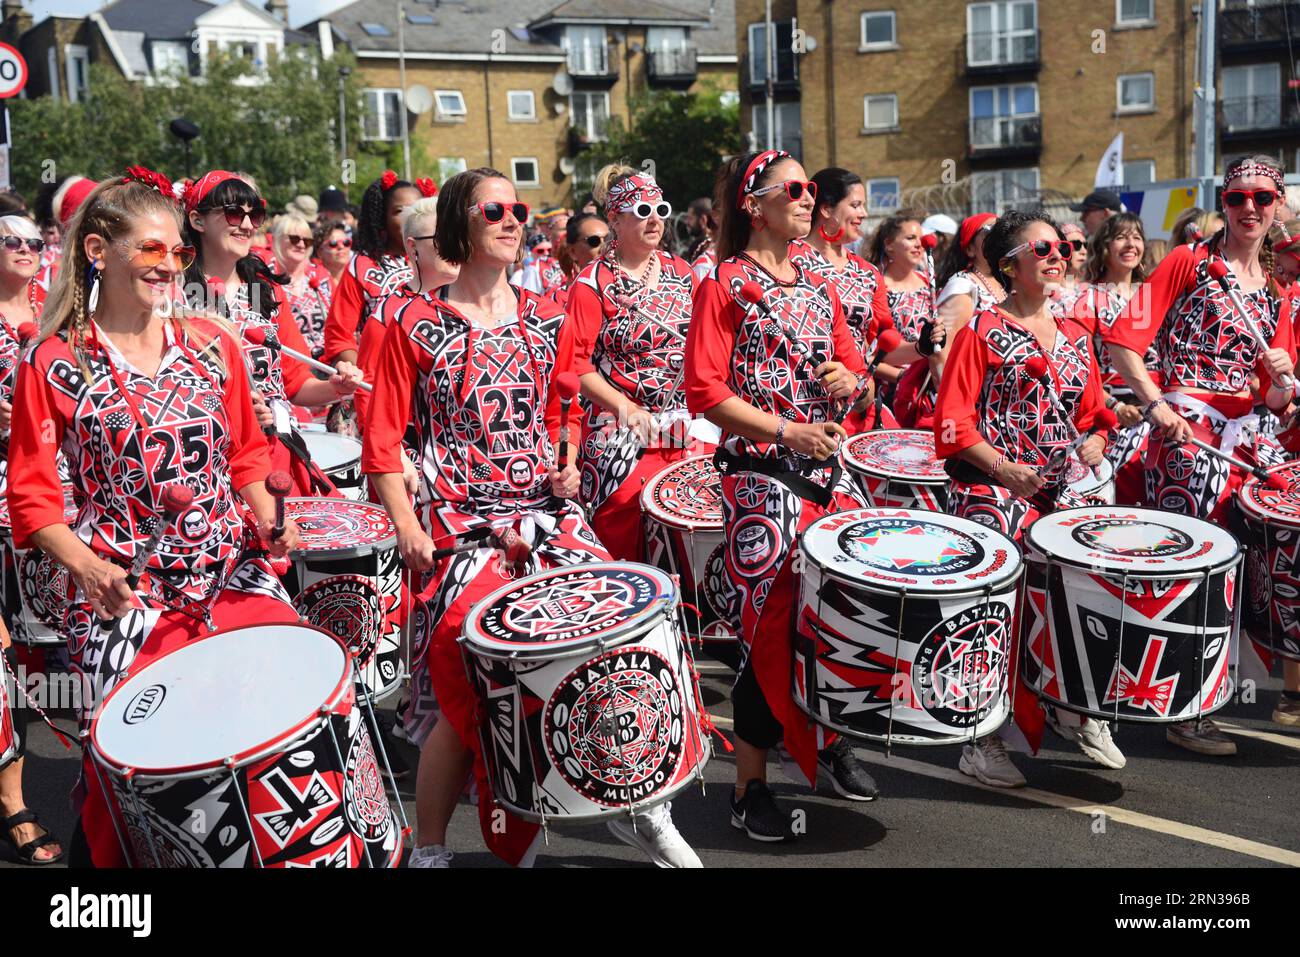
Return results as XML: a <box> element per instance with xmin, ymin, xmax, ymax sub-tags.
<box><xmin>370</xmin><ymin>709</ymin><xmax>410</xmax><ymax>781</ymax></box>
<box><xmin>729</xmin><ymin>780</ymin><xmax>794</xmax><ymax>843</ymax></box>
<box><xmin>817</xmin><ymin>738</ymin><xmax>878</xmax><ymax>801</ymax></box>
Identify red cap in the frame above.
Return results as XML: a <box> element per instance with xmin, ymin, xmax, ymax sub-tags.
<box><xmin>921</xmin><ymin>233</ymin><xmax>938</xmax><ymax>251</ymax></box>
<box><xmin>959</xmin><ymin>213</ymin><xmax>997</xmax><ymax>252</ymax></box>
<box><xmin>1207</xmin><ymin>259</ymin><xmax>1229</xmax><ymax>282</ymax></box>
<box><xmin>160</xmin><ymin>484</ymin><xmax>196</xmax><ymax>514</ymax></box>
<box><xmin>266</xmin><ymin>471</ymin><xmax>293</xmax><ymax>497</ymax></box>
<box><xmin>52</xmin><ymin>176</ymin><xmax>97</xmax><ymax>228</ymax></box>
<box><xmin>16</xmin><ymin>322</ymin><xmax>39</xmax><ymax>345</ymax></box>
<box><xmin>243</xmin><ymin>325</ymin><xmax>268</xmax><ymax>346</ymax></box>
<box><xmin>876</xmin><ymin>328</ymin><xmax>903</xmax><ymax>353</ymax></box>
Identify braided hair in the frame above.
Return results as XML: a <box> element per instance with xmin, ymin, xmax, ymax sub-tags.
<box><xmin>355</xmin><ymin>173</ymin><xmax>414</xmax><ymax>261</ymax></box>
<box><xmin>182</xmin><ymin>176</ymin><xmax>286</xmax><ymax>321</ymax></box>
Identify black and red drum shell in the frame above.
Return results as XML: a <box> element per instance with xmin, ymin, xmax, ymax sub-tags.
<box><xmin>841</xmin><ymin>430</ymin><xmax>949</xmax><ymax>512</ymax></box>
<box><xmin>1238</xmin><ymin>464</ymin><xmax>1300</xmax><ymax>662</ymax></box>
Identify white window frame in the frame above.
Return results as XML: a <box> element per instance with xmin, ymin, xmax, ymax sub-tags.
<box><xmin>750</xmin><ymin>102</ymin><xmax>802</xmax><ymax>156</ymax></box>
<box><xmin>748</xmin><ymin>21</ymin><xmax>798</xmax><ymax>85</ymax></box>
<box><xmin>362</xmin><ymin>88</ymin><xmax>403</xmax><ymax>141</ymax></box>
<box><xmin>511</xmin><ymin>157</ymin><xmax>541</xmax><ymax>188</ymax></box>
<box><xmin>570</xmin><ymin>91</ymin><xmax>611</xmax><ymax>142</ymax></box>
<box><xmin>969</xmin><ymin>82</ymin><xmax>1039</xmax><ymax>148</ymax></box>
<box><xmin>866</xmin><ymin>177</ymin><xmax>901</xmax><ymax>214</ymax></box>
<box><xmin>437</xmin><ymin>157</ymin><xmax>468</xmax><ymax>181</ymax></box>
<box><xmin>507</xmin><ymin>89</ymin><xmax>536</xmax><ymax>121</ymax></box>
<box><xmin>970</xmin><ymin>167</ymin><xmax>1041</xmax><ymax>212</ymax></box>
<box><xmin>1222</xmin><ymin>63</ymin><xmax>1282</xmax><ymax>131</ymax></box>
<box><xmin>1115</xmin><ymin>0</ymin><xmax>1154</xmax><ymax>27</ymax></box>
<box><xmin>862</xmin><ymin>94</ymin><xmax>899</xmax><ymax>132</ymax></box>
<box><xmin>1122</xmin><ymin>160</ymin><xmax>1156</xmax><ymax>186</ymax></box>
<box><xmin>1116</xmin><ymin>72</ymin><xmax>1155</xmax><ymax>113</ymax></box>
<box><xmin>434</xmin><ymin>89</ymin><xmax>467</xmax><ymax>120</ymax></box>
<box><xmin>966</xmin><ymin>1</ymin><xmax>1038</xmax><ymax>68</ymax></box>
<box><xmin>64</xmin><ymin>44</ymin><xmax>89</xmax><ymax>103</ymax></box>
<box><xmin>152</xmin><ymin>41</ymin><xmax>188</xmax><ymax>75</ymax></box>
<box><xmin>859</xmin><ymin>11</ymin><xmax>897</xmax><ymax>51</ymax></box>
<box><xmin>564</xmin><ymin>25</ymin><xmax>608</xmax><ymax>76</ymax></box>
<box><xmin>46</xmin><ymin>47</ymin><xmax>60</xmax><ymax>100</ymax></box>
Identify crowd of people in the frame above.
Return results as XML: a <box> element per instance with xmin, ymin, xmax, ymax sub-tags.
<box><xmin>0</xmin><ymin>149</ymin><xmax>1296</xmax><ymax>870</ymax></box>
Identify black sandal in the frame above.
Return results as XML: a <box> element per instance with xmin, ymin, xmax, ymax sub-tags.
<box><xmin>2</xmin><ymin>809</ymin><xmax>66</xmax><ymax>865</ymax></box>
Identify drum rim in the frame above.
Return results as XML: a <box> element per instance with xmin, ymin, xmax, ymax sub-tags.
<box><xmin>1024</xmin><ymin>506</ymin><xmax>1243</xmax><ymax>579</ymax></box>
<box><xmin>461</xmin><ymin>561</ymin><xmax>679</xmax><ymax>659</ymax></box>
<box><xmin>301</xmin><ymin>433</ymin><xmax>363</xmax><ymax>470</ymax></box>
<box><xmin>1236</xmin><ymin>467</ymin><xmax>1300</xmax><ymax>524</ymax></box>
<box><xmin>1022</xmin><ymin>684</ymin><xmax>1233</xmax><ymax>724</ymax></box>
<box><xmin>284</xmin><ymin>497</ymin><xmax>397</xmax><ymax>558</ymax></box>
<box><xmin>842</xmin><ymin>430</ymin><xmax>948</xmax><ymax>483</ymax></box>
<box><xmin>799</xmin><ymin>507</ymin><xmax>1025</xmax><ymax>594</ymax></box>
<box><xmin>1062</xmin><ymin>456</ymin><xmax>1115</xmax><ymax>490</ymax></box>
<box><xmin>87</xmin><ymin>623</ymin><xmax>354</xmax><ymax>779</ymax></box>
<box><xmin>639</xmin><ymin>454</ymin><xmax>725</xmax><ymax>531</ymax></box>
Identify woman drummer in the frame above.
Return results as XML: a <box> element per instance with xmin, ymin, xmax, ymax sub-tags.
<box><xmin>869</xmin><ymin>211</ymin><xmax>941</xmax><ymax>427</ymax></box>
<box><xmin>6</xmin><ymin>169</ymin><xmax>302</xmax><ymax>867</ymax></box>
<box><xmin>363</xmin><ymin>167</ymin><xmax>699</xmax><ymax>869</ymax></box>
<box><xmin>182</xmin><ymin>170</ymin><xmax>363</xmax><ymax>495</ymax></box>
<box><xmin>0</xmin><ymin>216</ymin><xmax>49</xmax><ymax>468</ymax></box>
<box><xmin>686</xmin><ymin>149</ymin><xmax>880</xmax><ymax>844</ymax></box>
<box><xmin>1105</xmin><ymin>154</ymin><xmax>1296</xmax><ymax>756</ymax></box>
<box><xmin>559</xmin><ymin>162</ymin><xmax>705</xmax><ymax>560</ymax></box>
<box><xmin>934</xmin><ymin>209</ymin><xmax>1121</xmax><ymax>785</ymax></box>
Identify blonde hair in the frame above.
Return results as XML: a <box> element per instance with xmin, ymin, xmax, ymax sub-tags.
<box><xmin>272</xmin><ymin>212</ymin><xmax>313</xmax><ymax>261</ymax></box>
<box><xmin>400</xmin><ymin>197</ymin><xmax>438</xmax><ymax>242</ymax></box>
<box><xmin>42</xmin><ymin>176</ymin><xmax>225</xmax><ymax>381</ymax></box>
<box><xmin>0</xmin><ymin>215</ymin><xmax>40</xmax><ymax>240</ymax></box>
<box><xmin>591</xmin><ymin>162</ymin><xmax>638</xmax><ymax>210</ymax></box>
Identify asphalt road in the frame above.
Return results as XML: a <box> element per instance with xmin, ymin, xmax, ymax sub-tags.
<box><xmin>2</xmin><ymin>643</ymin><xmax>1296</xmax><ymax>870</ymax></box>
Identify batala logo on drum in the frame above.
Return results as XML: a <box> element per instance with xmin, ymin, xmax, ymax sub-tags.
<box><xmin>1068</xmin><ymin>518</ymin><xmax>1193</xmax><ymax>558</ymax></box>
<box><xmin>545</xmin><ymin>645</ymin><xmax>683</xmax><ymax>806</ymax></box>
<box><xmin>344</xmin><ymin>723</ymin><xmax>393</xmax><ymax>845</ymax></box>
<box><xmin>913</xmin><ymin>603</ymin><xmax>1011</xmax><ymax>727</ymax></box>
<box><xmin>837</xmin><ymin>517</ymin><xmax>983</xmax><ymax>577</ymax></box>
<box><xmin>491</xmin><ymin>569</ymin><xmax>655</xmax><ymax>642</ymax></box>
<box><xmin>296</xmin><ymin>576</ymin><xmax>382</xmax><ymax>664</ymax></box>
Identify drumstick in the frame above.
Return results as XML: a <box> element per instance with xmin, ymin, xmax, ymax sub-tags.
<box><xmin>266</xmin><ymin>470</ymin><xmax>292</xmax><ymax>540</ymax></box>
<box><xmin>921</xmin><ymin>233</ymin><xmax>938</xmax><ymax>298</ymax></box>
<box><xmin>834</xmin><ymin>328</ymin><xmax>903</xmax><ymax>427</ymax></box>
<box><xmin>602</xmin><ymin>294</ymin><xmax>687</xmax><ymax>346</ymax></box>
<box><xmin>739</xmin><ymin>281</ymin><xmax>828</xmax><ymax>376</ymax></box>
<box><xmin>1023</xmin><ymin>353</ymin><xmax>1099</xmax><ymax>478</ymax></box>
<box><xmin>1184</xmin><ymin>435</ymin><xmax>1287</xmax><ymax>487</ymax></box>
<box><xmin>555</xmin><ymin>371</ymin><xmax>580</xmax><ymax>470</ymax></box>
<box><xmin>1206</xmin><ymin>259</ymin><xmax>1298</xmax><ymax>395</ymax></box>
<box><xmin>242</xmin><ymin>325</ymin><xmax>375</xmax><ymax>393</ymax></box>
<box><xmin>98</xmin><ymin>484</ymin><xmax>194</xmax><ymax>631</ymax></box>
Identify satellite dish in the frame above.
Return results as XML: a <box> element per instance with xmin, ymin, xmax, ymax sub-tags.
<box><xmin>552</xmin><ymin>100</ymin><xmax>567</xmax><ymax>115</ymax></box>
<box><xmin>551</xmin><ymin>71</ymin><xmax>573</xmax><ymax>96</ymax></box>
<box><xmin>559</xmin><ymin>157</ymin><xmax>575</xmax><ymax>176</ymax></box>
<box><xmin>804</xmin><ymin>36</ymin><xmax>817</xmax><ymax>52</ymax></box>
<box><xmin>405</xmin><ymin>84</ymin><xmax>434</xmax><ymax>115</ymax></box>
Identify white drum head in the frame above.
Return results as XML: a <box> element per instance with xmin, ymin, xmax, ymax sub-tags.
<box><xmin>1238</xmin><ymin>461</ymin><xmax>1300</xmax><ymax>525</ymax></box>
<box><xmin>842</xmin><ymin>430</ymin><xmax>947</xmax><ymax>484</ymax></box>
<box><xmin>463</xmin><ymin>563</ymin><xmax>676</xmax><ymax>658</ymax></box>
<box><xmin>1026</xmin><ymin>506</ymin><xmax>1240</xmax><ymax>575</ymax></box>
<box><xmin>91</xmin><ymin>625</ymin><xmax>349</xmax><ymax>774</ymax></box>
<box><xmin>1063</xmin><ymin>456</ymin><xmax>1114</xmax><ymax>495</ymax></box>
<box><xmin>800</xmin><ymin>508</ymin><xmax>1022</xmax><ymax>593</ymax></box>
<box><xmin>640</xmin><ymin>455</ymin><xmax>724</xmax><ymax>532</ymax></box>
<box><xmin>304</xmin><ymin>432</ymin><xmax>362</xmax><ymax>470</ymax></box>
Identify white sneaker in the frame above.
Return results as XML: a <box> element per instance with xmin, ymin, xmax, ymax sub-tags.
<box><xmin>408</xmin><ymin>844</ymin><xmax>454</xmax><ymax>868</ymax></box>
<box><xmin>607</xmin><ymin>802</ymin><xmax>703</xmax><ymax>868</ymax></box>
<box><xmin>958</xmin><ymin>735</ymin><xmax>1027</xmax><ymax>788</ymax></box>
<box><xmin>1048</xmin><ymin>714</ymin><xmax>1127</xmax><ymax>770</ymax></box>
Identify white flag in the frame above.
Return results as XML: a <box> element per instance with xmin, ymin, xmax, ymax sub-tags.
<box><xmin>1094</xmin><ymin>133</ymin><xmax>1124</xmax><ymax>188</ymax></box>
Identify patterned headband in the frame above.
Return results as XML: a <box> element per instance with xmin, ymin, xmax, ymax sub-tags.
<box><xmin>736</xmin><ymin>149</ymin><xmax>791</xmax><ymax>209</ymax></box>
<box><xmin>606</xmin><ymin>174</ymin><xmax>662</xmax><ymax>215</ymax></box>
<box><xmin>1223</xmin><ymin>161</ymin><xmax>1285</xmax><ymax>192</ymax></box>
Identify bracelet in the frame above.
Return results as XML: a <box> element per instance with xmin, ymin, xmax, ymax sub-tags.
<box><xmin>989</xmin><ymin>455</ymin><xmax>1006</xmax><ymax>477</ymax></box>
<box><xmin>1141</xmin><ymin>398</ymin><xmax>1167</xmax><ymax>422</ymax></box>
<box><xmin>774</xmin><ymin>418</ymin><xmax>788</xmax><ymax>447</ymax></box>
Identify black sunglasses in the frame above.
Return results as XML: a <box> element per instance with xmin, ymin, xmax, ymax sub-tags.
<box><xmin>1067</xmin><ymin>239</ymin><xmax>1085</xmax><ymax>252</ymax></box>
<box><xmin>475</xmin><ymin>202</ymin><xmax>529</xmax><ymax>224</ymax></box>
<box><xmin>582</xmin><ymin>234</ymin><xmax>607</xmax><ymax>248</ymax></box>
<box><xmin>1</xmin><ymin>237</ymin><xmax>44</xmax><ymax>254</ymax></box>
<box><xmin>284</xmin><ymin>235</ymin><xmax>311</xmax><ymax>248</ymax></box>
<box><xmin>221</xmin><ymin>203</ymin><xmax>267</xmax><ymax>228</ymax></box>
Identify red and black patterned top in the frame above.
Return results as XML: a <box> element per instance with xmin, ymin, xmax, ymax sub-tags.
<box><xmin>935</xmin><ymin>306</ymin><xmax>1109</xmax><ymax>471</ymax></box>
<box><xmin>0</xmin><ymin>279</ymin><xmax>47</xmax><ymax>406</ymax></box>
<box><xmin>788</xmin><ymin>239</ymin><xmax>892</xmax><ymax>359</ymax></box>
<box><xmin>1071</xmin><ymin>283</ymin><xmax>1152</xmax><ymax>388</ymax></box>
<box><xmin>7</xmin><ymin>321</ymin><xmax>270</xmax><ymax>602</ymax></box>
<box><xmin>362</xmin><ymin>288</ymin><xmax>569</xmax><ymax>518</ymax></box>
<box><xmin>537</xmin><ymin>255</ymin><xmax>566</xmax><ymax>295</ymax></box>
<box><xmin>354</xmin><ymin>284</ymin><xmax>417</xmax><ymax>427</ymax></box>
<box><xmin>686</xmin><ymin>256</ymin><xmax>866</xmax><ymax>461</ymax></box>
<box><xmin>277</xmin><ymin>259</ymin><xmax>334</xmax><ymax>360</ymax></box>
<box><xmin>563</xmin><ymin>251</ymin><xmax>697</xmax><ymax>416</ymax></box>
<box><xmin>322</xmin><ymin>253</ymin><xmax>412</xmax><ymax>362</ymax></box>
<box><xmin>193</xmin><ymin>282</ymin><xmax>313</xmax><ymax>405</ymax></box>
<box><xmin>1104</xmin><ymin>244</ymin><xmax>1294</xmax><ymax>395</ymax></box>
<box><xmin>886</xmin><ymin>284</ymin><xmax>936</xmax><ymax>344</ymax></box>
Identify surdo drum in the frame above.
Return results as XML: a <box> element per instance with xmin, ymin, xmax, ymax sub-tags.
<box><xmin>461</xmin><ymin>563</ymin><xmax>710</xmax><ymax>822</ymax></box>
<box><xmin>841</xmin><ymin>430</ymin><xmax>949</xmax><ymax>512</ymax></box>
<box><xmin>0</xmin><ymin>485</ymin><xmax>79</xmax><ymax>647</ymax></box>
<box><xmin>303</xmin><ymin>432</ymin><xmax>364</xmax><ymax>499</ymax></box>
<box><xmin>1021</xmin><ymin>507</ymin><xmax>1240</xmax><ymax>722</ymax></box>
<box><xmin>641</xmin><ymin>455</ymin><xmax>738</xmax><ymax>643</ymax></box>
<box><xmin>282</xmin><ymin>499</ymin><xmax>404</xmax><ymax>701</ymax></box>
<box><xmin>794</xmin><ymin>508</ymin><xmax>1022</xmax><ymax>746</ymax></box>
<box><xmin>87</xmin><ymin>625</ymin><xmax>402</xmax><ymax>868</ymax></box>
<box><xmin>1062</xmin><ymin>456</ymin><xmax>1116</xmax><ymax>506</ymax></box>
<box><xmin>1237</xmin><ymin>462</ymin><xmax>1300</xmax><ymax>661</ymax></box>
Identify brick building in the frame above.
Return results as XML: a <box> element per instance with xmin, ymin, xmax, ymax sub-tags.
<box><xmin>1218</xmin><ymin>0</ymin><xmax>1300</xmax><ymax>173</ymax></box>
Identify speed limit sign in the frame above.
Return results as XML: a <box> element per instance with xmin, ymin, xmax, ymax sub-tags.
<box><xmin>0</xmin><ymin>43</ymin><xmax>28</xmax><ymax>99</ymax></box>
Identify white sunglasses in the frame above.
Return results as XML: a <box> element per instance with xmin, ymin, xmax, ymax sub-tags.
<box><xmin>631</xmin><ymin>201</ymin><xmax>672</xmax><ymax>220</ymax></box>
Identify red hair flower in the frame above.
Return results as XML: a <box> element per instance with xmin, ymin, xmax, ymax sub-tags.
<box><xmin>380</xmin><ymin>169</ymin><xmax>398</xmax><ymax>191</ymax></box>
<box><xmin>415</xmin><ymin>177</ymin><xmax>438</xmax><ymax>198</ymax></box>
<box><xmin>123</xmin><ymin>165</ymin><xmax>175</xmax><ymax>200</ymax></box>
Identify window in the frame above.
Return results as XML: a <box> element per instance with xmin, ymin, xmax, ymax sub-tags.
<box><xmin>361</xmin><ymin>22</ymin><xmax>391</xmax><ymax>37</ymax></box>
<box><xmin>407</xmin><ymin>12</ymin><xmax>435</xmax><ymax>25</ymax></box>
<box><xmin>437</xmin><ymin>157</ymin><xmax>467</xmax><ymax>181</ymax></box>
<box><xmin>1223</xmin><ymin>63</ymin><xmax>1282</xmax><ymax>130</ymax></box>
<box><xmin>863</xmin><ymin>94</ymin><xmax>899</xmax><ymax>131</ymax></box>
<box><xmin>970</xmin><ymin>167</ymin><xmax>1040</xmax><ymax>212</ymax></box>
<box><xmin>362</xmin><ymin>88</ymin><xmax>402</xmax><ymax>141</ymax></box>
<box><xmin>1123</xmin><ymin>160</ymin><xmax>1155</xmax><ymax>186</ymax></box>
<box><xmin>748</xmin><ymin>20</ymin><xmax>798</xmax><ymax>85</ymax></box>
<box><xmin>646</xmin><ymin>26</ymin><xmax>687</xmax><ymax>52</ymax></box>
<box><xmin>751</xmin><ymin>101</ymin><xmax>802</xmax><ymax>158</ymax></box>
<box><xmin>860</xmin><ymin>11</ymin><xmax>897</xmax><ymax>50</ymax></box>
<box><xmin>507</xmin><ymin>90</ymin><xmax>536</xmax><ymax>120</ymax></box>
<box><xmin>647</xmin><ymin>26</ymin><xmax>694</xmax><ymax>76</ymax></box>
<box><xmin>512</xmin><ymin>158</ymin><xmax>541</xmax><ymax>188</ymax></box>
<box><xmin>435</xmin><ymin>89</ymin><xmax>467</xmax><ymax>120</ymax></box>
<box><xmin>867</xmin><ymin>177</ymin><xmax>900</xmax><ymax>213</ymax></box>
<box><xmin>152</xmin><ymin>41</ymin><xmax>188</xmax><ymax>75</ymax></box>
<box><xmin>1116</xmin><ymin>0</ymin><xmax>1154</xmax><ymax>25</ymax></box>
<box><xmin>970</xmin><ymin>83</ymin><xmax>1039</xmax><ymax>148</ymax></box>
<box><xmin>65</xmin><ymin>44</ymin><xmax>89</xmax><ymax>103</ymax></box>
<box><xmin>967</xmin><ymin>1</ymin><xmax>1038</xmax><ymax>67</ymax></box>
<box><xmin>46</xmin><ymin>47</ymin><xmax>59</xmax><ymax>100</ymax></box>
<box><xmin>565</xmin><ymin>25</ymin><xmax>608</xmax><ymax>76</ymax></box>
<box><xmin>570</xmin><ymin>91</ymin><xmax>611</xmax><ymax>141</ymax></box>
<box><xmin>1117</xmin><ymin>72</ymin><xmax>1155</xmax><ymax>112</ymax></box>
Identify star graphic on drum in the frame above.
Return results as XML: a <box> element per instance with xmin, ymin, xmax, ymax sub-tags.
<box><xmin>1073</xmin><ymin>520</ymin><xmax>1192</xmax><ymax>557</ymax></box>
<box><xmin>573</xmin><ymin>680</ymin><xmax>664</xmax><ymax>774</ymax></box>
<box><xmin>849</xmin><ymin>524</ymin><xmax>970</xmax><ymax>570</ymax></box>
<box><xmin>506</xmin><ymin>578</ymin><xmax>635</xmax><ymax>637</ymax></box>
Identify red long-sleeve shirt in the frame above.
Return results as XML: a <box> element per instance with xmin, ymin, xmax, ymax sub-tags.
<box><xmin>321</xmin><ymin>253</ymin><xmax>412</xmax><ymax>363</ymax></box>
<box><xmin>789</xmin><ymin>239</ymin><xmax>893</xmax><ymax>358</ymax></box>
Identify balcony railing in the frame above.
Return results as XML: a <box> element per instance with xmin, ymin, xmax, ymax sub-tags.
<box><xmin>1220</xmin><ymin>2</ymin><xmax>1300</xmax><ymax>50</ymax></box>
<box><xmin>568</xmin><ymin>116</ymin><xmax>611</xmax><ymax>153</ymax></box>
<box><xmin>567</xmin><ymin>45</ymin><xmax>618</xmax><ymax>79</ymax></box>
<box><xmin>965</xmin><ymin>29</ymin><xmax>1040</xmax><ymax>75</ymax></box>
<box><xmin>648</xmin><ymin>46</ymin><xmax>698</xmax><ymax>83</ymax></box>
<box><xmin>969</xmin><ymin>115</ymin><xmax>1043</xmax><ymax>156</ymax></box>
<box><xmin>742</xmin><ymin>53</ymin><xmax>799</xmax><ymax>91</ymax></box>
<box><xmin>1220</xmin><ymin>95</ymin><xmax>1300</xmax><ymax>137</ymax></box>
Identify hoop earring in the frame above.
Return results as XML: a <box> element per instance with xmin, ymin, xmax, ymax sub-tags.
<box><xmin>819</xmin><ymin>223</ymin><xmax>845</xmax><ymax>243</ymax></box>
<box><xmin>750</xmin><ymin>215</ymin><xmax>765</xmax><ymax>231</ymax></box>
<box><xmin>87</xmin><ymin>263</ymin><xmax>102</xmax><ymax>315</ymax></box>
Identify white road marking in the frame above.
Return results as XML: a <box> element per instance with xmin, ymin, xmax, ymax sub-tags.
<box><xmin>1216</xmin><ymin>721</ymin><xmax>1300</xmax><ymax>751</ymax></box>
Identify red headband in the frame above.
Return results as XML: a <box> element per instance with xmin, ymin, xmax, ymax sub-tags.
<box><xmin>607</xmin><ymin>174</ymin><xmax>662</xmax><ymax>215</ymax></box>
<box><xmin>1223</xmin><ymin>160</ymin><xmax>1285</xmax><ymax>193</ymax></box>
<box><xmin>736</xmin><ymin>149</ymin><xmax>790</xmax><ymax>209</ymax></box>
<box><xmin>185</xmin><ymin>170</ymin><xmax>240</xmax><ymax>213</ymax></box>
<box><xmin>959</xmin><ymin>212</ymin><xmax>996</xmax><ymax>251</ymax></box>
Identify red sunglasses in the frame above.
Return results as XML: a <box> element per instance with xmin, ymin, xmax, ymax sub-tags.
<box><xmin>1005</xmin><ymin>239</ymin><xmax>1072</xmax><ymax>261</ymax></box>
<box><xmin>752</xmin><ymin>179</ymin><xmax>817</xmax><ymax>202</ymax></box>
<box><xmin>1222</xmin><ymin>189</ymin><xmax>1277</xmax><ymax>209</ymax></box>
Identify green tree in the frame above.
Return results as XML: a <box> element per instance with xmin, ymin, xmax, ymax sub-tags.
<box><xmin>577</xmin><ymin>85</ymin><xmax>741</xmax><ymax>208</ymax></box>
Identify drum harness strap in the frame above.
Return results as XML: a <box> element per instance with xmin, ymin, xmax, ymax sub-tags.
<box><xmin>712</xmin><ymin>447</ymin><xmax>840</xmax><ymax>508</ymax></box>
<box><xmin>275</xmin><ymin>425</ymin><xmax>336</xmax><ymax>496</ymax></box>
